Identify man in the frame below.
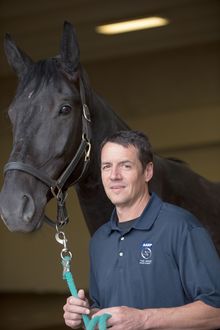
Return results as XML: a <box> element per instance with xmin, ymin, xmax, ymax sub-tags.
<box><xmin>63</xmin><ymin>130</ymin><xmax>220</xmax><ymax>329</ymax></box>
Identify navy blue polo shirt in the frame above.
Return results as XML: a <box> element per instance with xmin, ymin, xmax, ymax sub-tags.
<box><xmin>89</xmin><ymin>193</ymin><xmax>220</xmax><ymax>309</ymax></box>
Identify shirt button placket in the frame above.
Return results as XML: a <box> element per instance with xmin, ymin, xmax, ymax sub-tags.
<box><xmin>119</xmin><ymin>236</ymin><xmax>125</xmax><ymax>258</ymax></box>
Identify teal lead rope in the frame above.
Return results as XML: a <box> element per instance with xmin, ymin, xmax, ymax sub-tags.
<box><xmin>56</xmin><ymin>230</ymin><xmax>111</xmax><ymax>330</ymax></box>
<box><xmin>62</xmin><ymin>257</ymin><xmax>111</xmax><ymax>330</ymax></box>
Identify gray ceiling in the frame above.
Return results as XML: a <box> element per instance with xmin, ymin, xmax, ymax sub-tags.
<box><xmin>0</xmin><ymin>0</ymin><xmax>220</xmax><ymax>76</ymax></box>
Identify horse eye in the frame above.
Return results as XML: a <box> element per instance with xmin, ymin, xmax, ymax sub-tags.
<box><xmin>59</xmin><ymin>104</ymin><xmax>72</xmax><ymax>115</ymax></box>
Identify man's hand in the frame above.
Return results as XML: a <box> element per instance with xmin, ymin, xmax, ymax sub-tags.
<box><xmin>93</xmin><ymin>306</ymin><xmax>148</xmax><ymax>330</ymax></box>
<box><xmin>63</xmin><ymin>289</ymin><xmax>90</xmax><ymax>329</ymax></box>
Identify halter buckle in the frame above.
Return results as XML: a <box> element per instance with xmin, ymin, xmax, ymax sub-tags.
<box><xmin>85</xmin><ymin>141</ymin><xmax>91</xmax><ymax>161</ymax></box>
<box><xmin>51</xmin><ymin>186</ymin><xmax>62</xmax><ymax>200</ymax></box>
<box><xmin>82</xmin><ymin>134</ymin><xmax>91</xmax><ymax>161</ymax></box>
<box><xmin>83</xmin><ymin>104</ymin><xmax>91</xmax><ymax>122</ymax></box>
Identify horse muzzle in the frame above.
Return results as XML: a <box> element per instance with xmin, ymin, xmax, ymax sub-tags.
<box><xmin>0</xmin><ymin>179</ymin><xmax>46</xmax><ymax>232</ymax></box>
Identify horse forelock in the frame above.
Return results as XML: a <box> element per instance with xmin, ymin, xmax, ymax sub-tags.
<box><xmin>16</xmin><ymin>58</ymin><xmax>63</xmax><ymax>98</ymax></box>
<box><xmin>15</xmin><ymin>58</ymin><xmax>90</xmax><ymax>101</ymax></box>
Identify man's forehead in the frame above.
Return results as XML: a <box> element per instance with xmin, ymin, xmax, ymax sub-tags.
<box><xmin>101</xmin><ymin>142</ymin><xmax>139</xmax><ymax>160</ymax></box>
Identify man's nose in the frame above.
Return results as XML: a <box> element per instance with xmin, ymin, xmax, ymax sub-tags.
<box><xmin>110</xmin><ymin>167</ymin><xmax>121</xmax><ymax>180</ymax></box>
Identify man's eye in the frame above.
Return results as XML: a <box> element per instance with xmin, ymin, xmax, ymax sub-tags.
<box><xmin>102</xmin><ymin>165</ymin><xmax>110</xmax><ymax>171</ymax></box>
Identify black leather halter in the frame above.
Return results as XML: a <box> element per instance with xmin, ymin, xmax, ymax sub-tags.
<box><xmin>4</xmin><ymin>78</ymin><xmax>92</xmax><ymax>227</ymax></box>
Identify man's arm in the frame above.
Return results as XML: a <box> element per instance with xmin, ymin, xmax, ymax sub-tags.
<box><xmin>93</xmin><ymin>300</ymin><xmax>220</xmax><ymax>330</ymax></box>
<box><xmin>145</xmin><ymin>300</ymin><xmax>220</xmax><ymax>329</ymax></box>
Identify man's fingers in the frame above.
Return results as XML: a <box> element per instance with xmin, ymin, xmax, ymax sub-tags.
<box><xmin>64</xmin><ymin>303</ymin><xmax>90</xmax><ymax>315</ymax></box>
<box><xmin>78</xmin><ymin>289</ymin><xmax>85</xmax><ymax>299</ymax></box>
<box><xmin>66</xmin><ymin>295</ymin><xmax>88</xmax><ymax>307</ymax></box>
<box><xmin>64</xmin><ymin>310</ymin><xmax>82</xmax><ymax>321</ymax></box>
<box><xmin>64</xmin><ymin>295</ymin><xmax>90</xmax><ymax>316</ymax></box>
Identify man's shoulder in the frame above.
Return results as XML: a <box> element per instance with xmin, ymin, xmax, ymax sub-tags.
<box><xmin>159</xmin><ymin>200</ymin><xmax>203</xmax><ymax>230</ymax></box>
<box><xmin>91</xmin><ymin>220</ymin><xmax>111</xmax><ymax>242</ymax></box>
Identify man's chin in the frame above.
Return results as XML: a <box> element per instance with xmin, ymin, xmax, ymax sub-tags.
<box><xmin>106</xmin><ymin>191</ymin><xmax>128</xmax><ymax>206</ymax></box>
<box><xmin>110</xmin><ymin>197</ymin><xmax>127</xmax><ymax>207</ymax></box>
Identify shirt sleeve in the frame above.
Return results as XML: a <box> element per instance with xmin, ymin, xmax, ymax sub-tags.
<box><xmin>178</xmin><ymin>226</ymin><xmax>220</xmax><ymax>307</ymax></box>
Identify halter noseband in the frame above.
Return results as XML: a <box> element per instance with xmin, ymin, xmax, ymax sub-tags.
<box><xmin>4</xmin><ymin>78</ymin><xmax>91</xmax><ymax>227</ymax></box>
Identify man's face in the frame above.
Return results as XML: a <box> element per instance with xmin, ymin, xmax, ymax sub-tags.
<box><xmin>101</xmin><ymin>142</ymin><xmax>152</xmax><ymax>208</ymax></box>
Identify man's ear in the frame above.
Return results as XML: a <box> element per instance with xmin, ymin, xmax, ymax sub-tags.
<box><xmin>144</xmin><ymin>162</ymin><xmax>154</xmax><ymax>182</ymax></box>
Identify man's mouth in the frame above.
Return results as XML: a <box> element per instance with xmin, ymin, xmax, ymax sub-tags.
<box><xmin>110</xmin><ymin>185</ymin><xmax>125</xmax><ymax>191</ymax></box>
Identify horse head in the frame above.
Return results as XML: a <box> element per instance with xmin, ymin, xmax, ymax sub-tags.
<box><xmin>0</xmin><ymin>22</ymin><xmax>92</xmax><ymax>232</ymax></box>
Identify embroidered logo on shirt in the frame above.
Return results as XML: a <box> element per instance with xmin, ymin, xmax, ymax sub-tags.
<box><xmin>139</xmin><ymin>242</ymin><xmax>152</xmax><ymax>265</ymax></box>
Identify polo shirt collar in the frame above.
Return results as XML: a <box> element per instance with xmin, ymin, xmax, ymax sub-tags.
<box><xmin>107</xmin><ymin>192</ymin><xmax>163</xmax><ymax>234</ymax></box>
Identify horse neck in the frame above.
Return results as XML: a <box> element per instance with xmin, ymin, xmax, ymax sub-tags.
<box><xmin>74</xmin><ymin>81</ymin><xmax>129</xmax><ymax>233</ymax></box>
<box><xmin>81</xmin><ymin>87</ymin><xmax>129</xmax><ymax>182</ymax></box>
<box><xmin>80</xmin><ymin>66</ymin><xmax>129</xmax><ymax>147</ymax></box>
<box><xmin>93</xmin><ymin>92</ymin><xmax>128</xmax><ymax>140</ymax></box>
<box><xmin>152</xmin><ymin>155</ymin><xmax>220</xmax><ymax>217</ymax></box>
<box><xmin>85</xmin><ymin>91</ymin><xmax>129</xmax><ymax>161</ymax></box>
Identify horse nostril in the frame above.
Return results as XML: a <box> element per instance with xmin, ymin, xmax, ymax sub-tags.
<box><xmin>21</xmin><ymin>194</ymin><xmax>35</xmax><ymax>223</ymax></box>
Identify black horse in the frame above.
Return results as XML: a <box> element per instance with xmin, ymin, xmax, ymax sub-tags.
<box><xmin>0</xmin><ymin>22</ymin><xmax>220</xmax><ymax>254</ymax></box>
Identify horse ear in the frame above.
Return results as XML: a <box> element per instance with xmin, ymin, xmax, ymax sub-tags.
<box><xmin>60</xmin><ymin>21</ymin><xmax>80</xmax><ymax>74</ymax></box>
<box><xmin>4</xmin><ymin>33</ymin><xmax>33</xmax><ymax>78</ymax></box>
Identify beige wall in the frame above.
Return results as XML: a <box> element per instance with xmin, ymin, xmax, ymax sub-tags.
<box><xmin>0</xmin><ymin>41</ymin><xmax>219</xmax><ymax>292</ymax></box>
